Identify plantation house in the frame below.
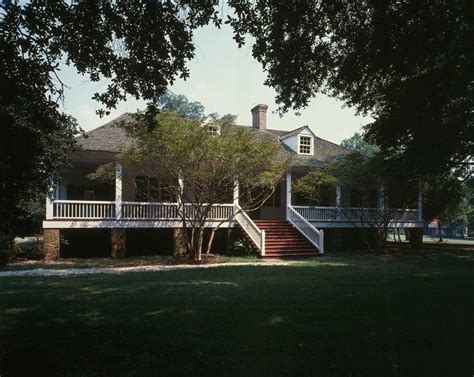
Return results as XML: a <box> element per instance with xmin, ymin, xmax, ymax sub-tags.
<box><xmin>43</xmin><ymin>105</ymin><xmax>423</xmax><ymax>260</ymax></box>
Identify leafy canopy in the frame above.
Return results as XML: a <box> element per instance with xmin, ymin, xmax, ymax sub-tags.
<box><xmin>341</xmin><ymin>133</ymin><xmax>380</xmax><ymax>158</ymax></box>
<box><xmin>158</xmin><ymin>92</ymin><xmax>206</xmax><ymax>120</ymax></box>
<box><xmin>116</xmin><ymin>111</ymin><xmax>289</xmax><ymax>260</ymax></box>
<box><xmin>227</xmin><ymin>0</ymin><xmax>473</xmax><ymax>176</ymax></box>
<box><xmin>0</xmin><ymin>1</ymin><xmax>220</xmax><ymax>245</ymax></box>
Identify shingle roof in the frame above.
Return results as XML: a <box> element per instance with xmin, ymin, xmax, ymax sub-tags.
<box><xmin>75</xmin><ymin>113</ymin><xmax>348</xmax><ymax>168</ymax></box>
<box><xmin>278</xmin><ymin>125</ymin><xmax>313</xmax><ymax>140</ymax></box>
<box><xmin>76</xmin><ymin>113</ymin><xmax>135</xmax><ymax>153</ymax></box>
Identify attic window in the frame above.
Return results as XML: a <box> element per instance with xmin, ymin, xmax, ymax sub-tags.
<box><xmin>208</xmin><ymin>125</ymin><xmax>220</xmax><ymax>136</ymax></box>
<box><xmin>299</xmin><ymin>136</ymin><xmax>312</xmax><ymax>154</ymax></box>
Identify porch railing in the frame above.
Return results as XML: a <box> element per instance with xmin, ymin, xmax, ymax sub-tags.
<box><xmin>122</xmin><ymin>202</ymin><xmax>178</xmax><ymax>220</ymax></box>
<box><xmin>287</xmin><ymin>205</ymin><xmax>324</xmax><ymax>254</ymax></box>
<box><xmin>50</xmin><ymin>200</ymin><xmax>235</xmax><ymax>221</ymax></box>
<box><xmin>183</xmin><ymin>203</ymin><xmax>235</xmax><ymax>221</ymax></box>
<box><xmin>292</xmin><ymin>206</ymin><xmax>419</xmax><ymax>222</ymax></box>
<box><xmin>53</xmin><ymin>200</ymin><xmax>116</xmax><ymax>219</ymax></box>
<box><xmin>234</xmin><ymin>203</ymin><xmax>265</xmax><ymax>256</ymax></box>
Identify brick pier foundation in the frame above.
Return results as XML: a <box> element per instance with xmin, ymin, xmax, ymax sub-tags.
<box><xmin>44</xmin><ymin>229</ymin><xmax>60</xmax><ymax>261</ymax></box>
<box><xmin>111</xmin><ymin>229</ymin><xmax>127</xmax><ymax>257</ymax></box>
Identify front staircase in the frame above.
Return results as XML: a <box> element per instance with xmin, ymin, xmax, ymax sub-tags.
<box><xmin>238</xmin><ymin>220</ymin><xmax>320</xmax><ymax>258</ymax></box>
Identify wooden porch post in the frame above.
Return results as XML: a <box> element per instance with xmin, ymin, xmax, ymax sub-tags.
<box><xmin>177</xmin><ymin>176</ymin><xmax>184</xmax><ymax>209</ymax></box>
<box><xmin>45</xmin><ymin>187</ymin><xmax>54</xmax><ymax>220</ymax></box>
<box><xmin>115</xmin><ymin>162</ymin><xmax>123</xmax><ymax>219</ymax></box>
<box><xmin>233</xmin><ymin>180</ymin><xmax>239</xmax><ymax>206</ymax></box>
<box><xmin>378</xmin><ymin>184</ymin><xmax>385</xmax><ymax>209</ymax></box>
<box><xmin>417</xmin><ymin>180</ymin><xmax>423</xmax><ymax>221</ymax></box>
<box><xmin>286</xmin><ymin>170</ymin><xmax>292</xmax><ymax>220</ymax></box>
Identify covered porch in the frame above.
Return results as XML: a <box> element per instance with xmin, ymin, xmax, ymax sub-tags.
<box><xmin>252</xmin><ymin>167</ymin><xmax>423</xmax><ymax>228</ymax></box>
<box><xmin>44</xmin><ymin>154</ymin><xmax>236</xmax><ymax>229</ymax></box>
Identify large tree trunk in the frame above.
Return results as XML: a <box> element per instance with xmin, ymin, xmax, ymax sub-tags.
<box><xmin>361</xmin><ymin>229</ymin><xmax>372</xmax><ymax>252</ymax></box>
<box><xmin>374</xmin><ymin>227</ymin><xmax>387</xmax><ymax>252</ymax></box>
<box><xmin>194</xmin><ymin>227</ymin><xmax>205</xmax><ymax>262</ymax></box>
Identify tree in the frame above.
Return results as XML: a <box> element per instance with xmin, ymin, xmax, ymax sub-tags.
<box><xmin>227</xmin><ymin>1</ymin><xmax>473</xmax><ymax>177</ymax></box>
<box><xmin>0</xmin><ymin>1</ymin><xmax>220</xmax><ymax>249</ymax></box>
<box><xmin>116</xmin><ymin>112</ymin><xmax>288</xmax><ymax>261</ymax></box>
<box><xmin>423</xmin><ymin>174</ymin><xmax>468</xmax><ymax>241</ymax></box>
<box><xmin>292</xmin><ymin>170</ymin><xmax>336</xmax><ymax>205</ymax></box>
<box><xmin>293</xmin><ymin>152</ymin><xmax>418</xmax><ymax>251</ymax></box>
<box><xmin>341</xmin><ymin>132</ymin><xmax>380</xmax><ymax>158</ymax></box>
<box><xmin>158</xmin><ymin>91</ymin><xmax>206</xmax><ymax>120</ymax></box>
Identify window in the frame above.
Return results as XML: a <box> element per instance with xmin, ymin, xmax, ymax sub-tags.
<box><xmin>208</xmin><ymin>125</ymin><xmax>220</xmax><ymax>136</ymax></box>
<box><xmin>67</xmin><ymin>184</ymin><xmax>84</xmax><ymax>200</ymax></box>
<box><xmin>299</xmin><ymin>136</ymin><xmax>312</xmax><ymax>154</ymax></box>
<box><xmin>135</xmin><ymin>176</ymin><xmax>176</xmax><ymax>202</ymax></box>
<box><xmin>66</xmin><ymin>184</ymin><xmax>113</xmax><ymax>201</ymax></box>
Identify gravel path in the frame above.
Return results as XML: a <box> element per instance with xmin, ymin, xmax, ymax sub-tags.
<box><xmin>0</xmin><ymin>261</ymin><xmax>297</xmax><ymax>277</ymax></box>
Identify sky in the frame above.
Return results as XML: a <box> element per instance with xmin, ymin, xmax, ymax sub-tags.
<box><xmin>60</xmin><ymin>23</ymin><xmax>372</xmax><ymax>144</ymax></box>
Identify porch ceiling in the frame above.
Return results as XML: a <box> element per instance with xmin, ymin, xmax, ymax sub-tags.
<box><xmin>67</xmin><ymin>151</ymin><xmax>116</xmax><ymax>168</ymax></box>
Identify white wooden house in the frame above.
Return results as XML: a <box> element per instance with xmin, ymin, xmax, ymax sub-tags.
<box><xmin>43</xmin><ymin>105</ymin><xmax>423</xmax><ymax>260</ymax></box>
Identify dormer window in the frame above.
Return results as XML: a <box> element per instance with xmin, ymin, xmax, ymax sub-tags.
<box><xmin>299</xmin><ymin>135</ymin><xmax>312</xmax><ymax>154</ymax></box>
<box><xmin>208</xmin><ymin>125</ymin><xmax>220</xmax><ymax>136</ymax></box>
<box><xmin>279</xmin><ymin>125</ymin><xmax>316</xmax><ymax>155</ymax></box>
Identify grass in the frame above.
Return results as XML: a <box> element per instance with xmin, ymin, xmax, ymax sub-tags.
<box><xmin>1</xmin><ymin>244</ymin><xmax>473</xmax><ymax>376</ymax></box>
<box><xmin>1</xmin><ymin>254</ymin><xmax>261</xmax><ymax>272</ymax></box>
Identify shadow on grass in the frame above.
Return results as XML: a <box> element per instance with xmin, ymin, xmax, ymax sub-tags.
<box><xmin>1</xmin><ymin>251</ymin><xmax>473</xmax><ymax>377</ymax></box>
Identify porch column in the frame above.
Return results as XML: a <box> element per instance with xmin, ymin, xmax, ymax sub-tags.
<box><xmin>378</xmin><ymin>184</ymin><xmax>385</xmax><ymax>209</ymax></box>
<box><xmin>417</xmin><ymin>180</ymin><xmax>423</xmax><ymax>221</ymax></box>
<box><xmin>177</xmin><ymin>176</ymin><xmax>184</xmax><ymax>213</ymax></box>
<box><xmin>115</xmin><ymin>162</ymin><xmax>123</xmax><ymax>219</ymax></box>
<box><xmin>45</xmin><ymin>187</ymin><xmax>54</xmax><ymax>220</ymax></box>
<box><xmin>336</xmin><ymin>185</ymin><xmax>342</xmax><ymax>220</ymax></box>
<box><xmin>286</xmin><ymin>170</ymin><xmax>292</xmax><ymax>220</ymax></box>
<box><xmin>233</xmin><ymin>180</ymin><xmax>239</xmax><ymax>206</ymax></box>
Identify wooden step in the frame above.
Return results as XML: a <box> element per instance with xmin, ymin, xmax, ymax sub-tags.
<box><xmin>236</xmin><ymin>220</ymin><xmax>320</xmax><ymax>258</ymax></box>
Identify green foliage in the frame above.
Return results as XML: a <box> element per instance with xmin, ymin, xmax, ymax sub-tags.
<box><xmin>87</xmin><ymin>163</ymin><xmax>116</xmax><ymax>184</ymax></box>
<box><xmin>0</xmin><ymin>1</ymin><xmax>222</xmax><ymax>245</ymax></box>
<box><xmin>215</xmin><ymin>113</ymin><xmax>238</xmax><ymax>125</ymax></box>
<box><xmin>340</xmin><ymin>132</ymin><xmax>380</xmax><ymax>158</ymax></box>
<box><xmin>0</xmin><ymin>231</ymin><xmax>11</xmax><ymax>265</ymax></box>
<box><xmin>292</xmin><ymin>170</ymin><xmax>337</xmax><ymax>204</ymax></box>
<box><xmin>158</xmin><ymin>92</ymin><xmax>206</xmax><ymax>120</ymax></box>
<box><xmin>117</xmin><ymin>111</ymin><xmax>289</xmax><ymax>260</ymax></box>
<box><xmin>330</xmin><ymin>152</ymin><xmax>418</xmax><ymax>209</ymax></box>
<box><xmin>423</xmin><ymin>174</ymin><xmax>469</xmax><ymax>226</ymax></box>
<box><xmin>294</xmin><ymin>151</ymin><xmax>419</xmax><ymax>251</ymax></box>
<box><xmin>121</xmin><ymin>112</ymin><xmax>287</xmax><ymax>198</ymax></box>
<box><xmin>227</xmin><ymin>1</ymin><xmax>473</xmax><ymax>176</ymax></box>
<box><xmin>229</xmin><ymin>238</ymin><xmax>254</xmax><ymax>257</ymax></box>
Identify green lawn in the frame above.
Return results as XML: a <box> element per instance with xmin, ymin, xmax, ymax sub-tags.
<box><xmin>1</xmin><ymin>246</ymin><xmax>473</xmax><ymax>376</ymax></box>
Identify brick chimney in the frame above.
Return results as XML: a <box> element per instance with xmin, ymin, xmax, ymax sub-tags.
<box><xmin>251</xmin><ymin>104</ymin><xmax>268</xmax><ymax>130</ymax></box>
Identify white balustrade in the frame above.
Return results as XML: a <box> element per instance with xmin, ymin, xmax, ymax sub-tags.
<box><xmin>183</xmin><ymin>203</ymin><xmax>235</xmax><ymax>220</ymax></box>
<box><xmin>53</xmin><ymin>200</ymin><xmax>115</xmax><ymax>219</ymax></box>
<box><xmin>234</xmin><ymin>203</ymin><xmax>265</xmax><ymax>255</ymax></box>
<box><xmin>292</xmin><ymin>206</ymin><xmax>338</xmax><ymax>221</ymax></box>
<box><xmin>287</xmin><ymin>206</ymin><xmax>323</xmax><ymax>253</ymax></box>
<box><xmin>293</xmin><ymin>206</ymin><xmax>419</xmax><ymax>223</ymax></box>
<box><xmin>51</xmin><ymin>200</ymin><xmax>234</xmax><ymax>221</ymax></box>
<box><xmin>121</xmin><ymin>202</ymin><xmax>179</xmax><ymax>220</ymax></box>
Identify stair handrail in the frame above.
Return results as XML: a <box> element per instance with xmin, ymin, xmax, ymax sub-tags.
<box><xmin>287</xmin><ymin>205</ymin><xmax>324</xmax><ymax>254</ymax></box>
<box><xmin>234</xmin><ymin>203</ymin><xmax>265</xmax><ymax>256</ymax></box>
